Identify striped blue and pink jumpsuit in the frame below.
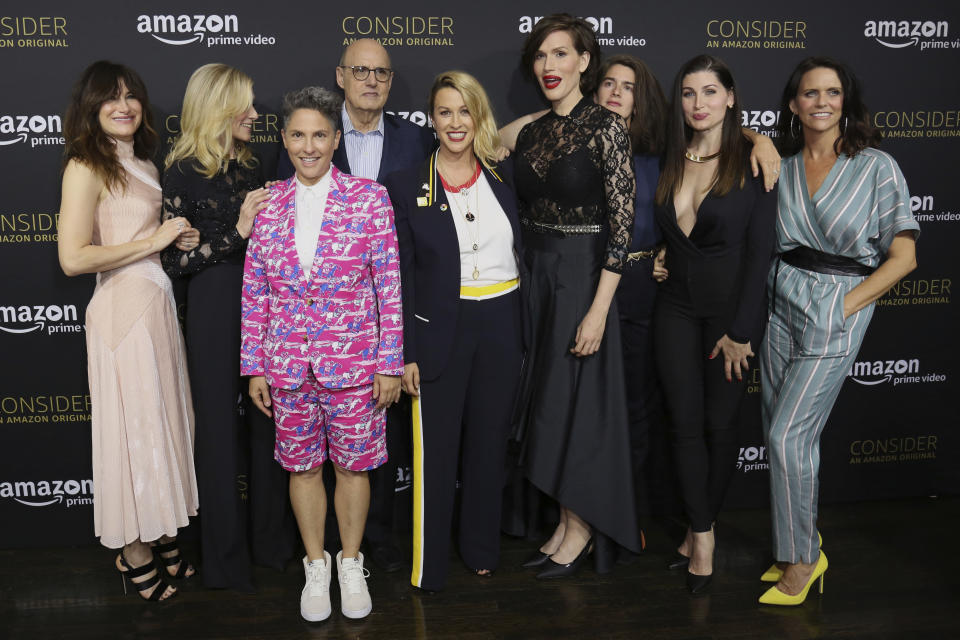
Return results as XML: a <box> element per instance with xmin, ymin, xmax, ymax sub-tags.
<box><xmin>761</xmin><ymin>147</ymin><xmax>920</xmax><ymax>563</ymax></box>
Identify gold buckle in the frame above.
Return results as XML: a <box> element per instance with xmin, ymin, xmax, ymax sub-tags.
<box><xmin>627</xmin><ymin>248</ymin><xmax>658</xmax><ymax>262</ymax></box>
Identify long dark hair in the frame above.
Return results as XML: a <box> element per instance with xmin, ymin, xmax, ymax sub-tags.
<box><xmin>521</xmin><ymin>14</ymin><xmax>601</xmax><ymax>95</ymax></box>
<box><xmin>596</xmin><ymin>54</ymin><xmax>667</xmax><ymax>155</ymax></box>
<box><xmin>775</xmin><ymin>56</ymin><xmax>881</xmax><ymax>158</ymax></box>
<box><xmin>656</xmin><ymin>55</ymin><xmax>746</xmax><ymax>205</ymax></box>
<box><xmin>63</xmin><ymin>60</ymin><xmax>158</xmax><ymax>191</ymax></box>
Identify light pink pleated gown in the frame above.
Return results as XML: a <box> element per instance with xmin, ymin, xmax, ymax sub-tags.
<box><xmin>85</xmin><ymin>139</ymin><xmax>198</xmax><ymax>549</ymax></box>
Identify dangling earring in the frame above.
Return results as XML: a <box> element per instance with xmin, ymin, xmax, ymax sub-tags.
<box><xmin>790</xmin><ymin>113</ymin><xmax>800</xmax><ymax>139</ymax></box>
<box><xmin>841</xmin><ymin>115</ymin><xmax>848</xmax><ymax>135</ymax></box>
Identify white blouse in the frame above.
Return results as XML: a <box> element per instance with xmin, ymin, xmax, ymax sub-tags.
<box><xmin>443</xmin><ymin>172</ymin><xmax>519</xmax><ymax>287</ymax></box>
<box><xmin>294</xmin><ymin>170</ymin><xmax>332</xmax><ymax>275</ymax></box>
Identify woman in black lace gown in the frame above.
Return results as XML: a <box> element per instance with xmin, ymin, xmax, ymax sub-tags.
<box><xmin>511</xmin><ymin>14</ymin><xmax>641</xmax><ymax>578</ymax></box>
<box><xmin>162</xmin><ymin>63</ymin><xmax>294</xmax><ymax>591</ymax></box>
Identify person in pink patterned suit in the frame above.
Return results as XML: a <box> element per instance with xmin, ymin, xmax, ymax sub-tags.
<box><xmin>240</xmin><ymin>86</ymin><xmax>402</xmax><ymax>622</ymax></box>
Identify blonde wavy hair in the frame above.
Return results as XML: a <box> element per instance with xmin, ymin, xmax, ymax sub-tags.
<box><xmin>428</xmin><ymin>71</ymin><xmax>501</xmax><ymax>169</ymax></box>
<box><xmin>165</xmin><ymin>63</ymin><xmax>258</xmax><ymax>177</ymax></box>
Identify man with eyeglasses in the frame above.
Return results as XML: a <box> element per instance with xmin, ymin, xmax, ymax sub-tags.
<box><xmin>278</xmin><ymin>38</ymin><xmax>435</xmax><ymax>184</ymax></box>
<box><xmin>276</xmin><ymin>38</ymin><xmax>435</xmax><ymax>577</ymax></box>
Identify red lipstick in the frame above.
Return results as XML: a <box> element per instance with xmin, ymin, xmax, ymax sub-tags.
<box><xmin>542</xmin><ymin>75</ymin><xmax>561</xmax><ymax>89</ymax></box>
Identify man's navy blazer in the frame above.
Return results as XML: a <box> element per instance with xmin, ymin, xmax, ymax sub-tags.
<box><xmin>383</xmin><ymin>152</ymin><xmax>526</xmax><ymax>381</ymax></box>
<box><xmin>276</xmin><ymin>111</ymin><xmax>436</xmax><ymax>182</ymax></box>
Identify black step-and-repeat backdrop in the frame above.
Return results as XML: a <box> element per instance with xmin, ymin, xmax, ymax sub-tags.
<box><xmin>1</xmin><ymin>1</ymin><xmax>957</xmax><ymax>547</ymax></box>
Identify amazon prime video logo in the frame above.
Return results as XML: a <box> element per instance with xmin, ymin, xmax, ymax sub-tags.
<box><xmin>136</xmin><ymin>14</ymin><xmax>277</xmax><ymax>47</ymax></box>
<box><xmin>0</xmin><ymin>114</ymin><xmax>63</xmax><ymax>148</ymax></box>
<box><xmin>863</xmin><ymin>20</ymin><xmax>953</xmax><ymax>50</ymax></box>
<box><xmin>847</xmin><ymin>358</ymin><xmax>947</xmax><ymax>386</ymax></box>
<box><xmin>0</xmin><ymin>303</ymin><xmax>82</xmax><ymax>336</ymax></box>
<box><xmin>736</xmin><ymin>446</ymin><xmax>768</xmax><ymax>473</ymax></box>
<box><xmin>1</xmin><ymin>478</ymin><xmax>93</xmax><ymax>508</ymax></box>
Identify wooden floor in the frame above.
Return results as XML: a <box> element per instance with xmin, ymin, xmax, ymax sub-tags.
<box><xmin>1</xmin><ymin>496</ymin><xmax>956</xmax><ymax>639</ymax></box>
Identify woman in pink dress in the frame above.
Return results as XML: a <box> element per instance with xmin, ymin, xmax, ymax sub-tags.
<box><xmin>58</xmin><ymin>60</ymin><xmax>200</xmax><ymax>601</ymax></box>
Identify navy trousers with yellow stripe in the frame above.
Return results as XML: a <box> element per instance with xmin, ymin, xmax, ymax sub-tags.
<box><xmin>411</xmin><ymin>290</ymin><xmax>522</xmax><ymax>591</ymax></box>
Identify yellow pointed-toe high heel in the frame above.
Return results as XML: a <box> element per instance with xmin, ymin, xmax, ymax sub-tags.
<box><xmin>758</xmin><ymin>551</ymin><xmax>828</xmax><ymax>606</ymax></box>
<box><xmin>760</xmin><ymin>532</ymin><xmax>822</xmax><ymax>582</ymax></box>
<box><xmin>759</xmin><ymin>564</ymin><xmax>785</xmax><ymax>582</ymax></box>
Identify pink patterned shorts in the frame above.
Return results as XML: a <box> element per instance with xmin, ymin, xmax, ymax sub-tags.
<box><xmin>270</xmin><ymin>368</ymin><xmax>387</xmax><ymax>472</ymax></box>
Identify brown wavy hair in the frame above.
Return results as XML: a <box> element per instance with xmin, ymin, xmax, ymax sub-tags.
<box><xmin>775</xmin><ymin>56</ymin><xmax>881</xmax><ymax>158</ymax></box>
<box><xmin>63</xmin><ymin>60</ymin><xmax>158</xmax><ymax>191</ymax></box>
<box><xmin>656</xmin><ymin>55</ymin><xmax>746</xmax><ymax>205</ymax></box>
<box><xmin>596</xmin><ymin>54</ymin><xmax>667</xmax><ymax>155</ymax></box>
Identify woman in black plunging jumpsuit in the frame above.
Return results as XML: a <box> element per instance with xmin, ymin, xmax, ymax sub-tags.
<box><xmin>652</xmin><ymin>55</ymin><xmax>776</xmax><ymax>592</ymax></box>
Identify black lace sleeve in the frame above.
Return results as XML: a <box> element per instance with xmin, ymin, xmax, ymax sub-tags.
<box><xmin>598</xmin><ymin>114</ymin><xmax>635</xmax><ymax>273</ymax></box>
<box><xmin>161</xmin><ymin>161</ymin><xmax>255</xmax><ymax>279</ymax></box>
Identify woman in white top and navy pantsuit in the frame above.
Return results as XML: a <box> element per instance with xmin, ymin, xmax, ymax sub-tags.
<box><xmin>384</xmin><ymin>71</ymin><xmax>524</xmax><ymax>592</ymax></box>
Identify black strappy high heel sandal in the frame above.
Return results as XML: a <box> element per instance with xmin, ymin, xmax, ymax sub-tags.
<box><xmin>116</xmin><ymin>552</ymin><xmax>177</xmax><ymax>601</ymax></box>
<box><xmin>151</xmin><ymin>539</ymin><xmax>196</xmax><ymax>580</ymax></box>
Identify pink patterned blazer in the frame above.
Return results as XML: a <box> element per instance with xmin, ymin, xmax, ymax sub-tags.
<box><xmin>240</xmin><ymin>167</ymin><xmax>403</xmax><ymax>390</ymax></box>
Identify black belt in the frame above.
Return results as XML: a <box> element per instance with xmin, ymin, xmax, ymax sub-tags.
<box><xmin>772</xmin><ymin>247</ymin><xmax>874</xmax><ymax>316</ymax></box>
<box><xmin>780</xmin><ymin>246</ymin><xmax>875</xmax><ymax>277</ymax></box>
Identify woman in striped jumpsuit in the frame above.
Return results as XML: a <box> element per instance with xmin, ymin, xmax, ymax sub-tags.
<box><xmin>759</xmin><ymin>57</ymin><xmax>919</xmax><ymax>605</ymax></box>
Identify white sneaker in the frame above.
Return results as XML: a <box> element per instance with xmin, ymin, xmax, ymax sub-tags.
<box><xmin>300</xmin><ymin>552</ymin><xmax>332</xmax><ymax>622</ymax></box>
<box><xmin>336</xmin><ymin>551</ymin><xmax>372</xmax><ymax>619</ymax></box>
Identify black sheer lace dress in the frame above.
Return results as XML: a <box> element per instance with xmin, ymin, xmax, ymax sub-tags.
<box><xmin>513</xmin><ymin>96</ymin><xmax>634</xmax><ymax>273</ymax></box>
<box><xmin>506</xmin><ymin>96</ymin><xmax>643</xmax><ymax>564</ymax></box>
<box><xmin>161</xmin><ymin>159</ymin><xmax>263</xmax><ymax>276</ymax></box>
<box><xmin>160</xmin><ymin>158</ymin><xmax>296</xmax><ymax>591</ymax></box>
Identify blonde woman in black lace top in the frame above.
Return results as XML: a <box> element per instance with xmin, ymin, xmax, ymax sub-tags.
<box><xmin>509</xmin><ymin>13</ymin><xmax>641</xmax><ymax>579</ymax></box>
<box><xmin>161</xmin><ymin>63</ymin><xmax>293</xmax><ymax>591</ymax></box>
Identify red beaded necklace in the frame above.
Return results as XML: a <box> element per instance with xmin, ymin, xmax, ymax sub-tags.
<box><xmin>438</xmin><ymin>159</ymin><xmax>482</xmax><ymax>193</ymax></box>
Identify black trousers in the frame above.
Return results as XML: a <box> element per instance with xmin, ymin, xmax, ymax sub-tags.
<box><xmin>186</xmin><ymin>263</ymin><xmax>295</xmax><ymax>591</ymax></box>
<box><xmin>364</xmin><ymin>399</ymin><xmax>410</xmax><ymax>547</ymax></box>
<box><xmin>411</xmin><ymin>291</ymin><xmax>522</xmax><ymax>591</ymax></box>
<box><xmin>652</xmin><ymin>290</ymin><xmax>748</xmax><ymax>533</ymax></box>
<box><xmin>617</xmin><ymin>259</ymin><xmax>670</xmax><ymax>523</ymax></box>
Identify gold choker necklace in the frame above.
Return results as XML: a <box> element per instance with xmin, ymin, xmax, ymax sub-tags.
<box><xmin>685</xmin><ymin>150</ymin><xmax>721</xmax><ymax>163</ymax></box>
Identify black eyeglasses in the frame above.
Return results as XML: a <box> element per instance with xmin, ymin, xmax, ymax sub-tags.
<box><xmin>339</xmin><ymin>65</ymin><xmax>393</xmax><ymax>82</ymax></box>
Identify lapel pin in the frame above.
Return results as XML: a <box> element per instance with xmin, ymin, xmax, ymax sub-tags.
<box><xmin>440</xmin><ymin>203</ymin><xmax>448</xmax><ymax>211</ymax></box>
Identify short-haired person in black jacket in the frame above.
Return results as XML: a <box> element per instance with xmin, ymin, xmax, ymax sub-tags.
<box><xmin>277</xmin><ymin>38</ymin><xmax>435</xmax><ymax>573</ymax></box>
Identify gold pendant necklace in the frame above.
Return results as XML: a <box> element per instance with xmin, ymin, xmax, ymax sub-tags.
<box><xmin>448</xmin><ymin>180</ymin><xmax>481</xmax><ymax>280</ymax></box>
<box><xmin>464</xmin><ymin>185</ymin><xmax>480</xmax><ymax>280</ymax></box>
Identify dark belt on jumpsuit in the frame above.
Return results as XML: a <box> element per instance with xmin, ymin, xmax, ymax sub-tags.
<box><xmin>772</xmin><ymin>246</ymin><xmax>876</xmax><ymax>314</ymax></box>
